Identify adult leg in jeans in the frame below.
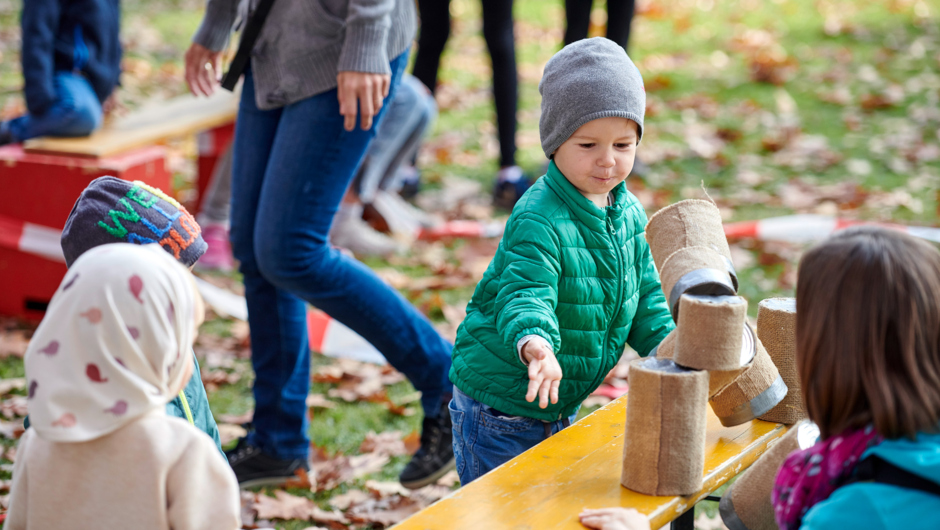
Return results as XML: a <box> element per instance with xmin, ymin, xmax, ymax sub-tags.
<box><xmin>412</xmin><ymin>0</ymin><xmax>452</xmax><ymax>94</ymax></box>
<box><xmin>230</xmin><ymin>53</ymin><xmax>453</xmax><ymax>486</ymax></box>
<box><xmin>480</xmin><ymin>0</ymin><xmax>518</xmax><ymax>169</ymax></box>
<box><xmin>3</xmin><ymin>72</ymin><xmax>102</xmax><ymax>142</ymax></box>
<box><xmin>229</xmin><ymin>71</ymin><xmax>313</xmax><ymax>476</ymax></box>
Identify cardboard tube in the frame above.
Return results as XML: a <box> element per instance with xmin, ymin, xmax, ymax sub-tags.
<box><xmin>756</xmin><ymin>298</ymin><xmax>806</xmax><ymax>425</ymax></box>
<box><xmin>660</xmin><ymin>246</ymin><xmax>736</xmax><ymax>320</ymax></box>
<box><xmin>622</xmin><ymin>357</ymin><xmax>709</xmax><ymax>496</ymax></box>
<box><xmin>709</xmin><ymin>336</ymin><xmax>788</xmax><ymax>427</ymax></box>
<box><xmin>646</xmin><ymin>199</ymin><xmax>738</xmax><ymax>290</ymax></box>
<box><xmin>719</xmin><ymin>421</ymin><xmax>820</xmax><ymax>530</ymax></box>
<box><xmin>708</xmin><ymin>325</ymin><xmax>756</xmax><ymax>397</ymax></box>
<box><xmin>675</xmin><ymin>295</ymin><xmax>748</xmax><ymax>371</ymax></box>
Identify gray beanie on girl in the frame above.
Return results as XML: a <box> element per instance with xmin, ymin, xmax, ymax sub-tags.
<box><xmin>539</xmin><ymin>37</ymin><xmax>646</xmax><ymax>158</ymax></box>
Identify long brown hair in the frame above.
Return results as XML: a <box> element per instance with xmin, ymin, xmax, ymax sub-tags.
<box><xmin>796</xmin><ymin>226</ymin><xmax>940</xmax><ymax>439</ymax></box>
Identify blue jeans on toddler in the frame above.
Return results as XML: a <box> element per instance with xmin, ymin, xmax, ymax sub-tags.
<box><xmin>230</xmin><ymin>50</ymin><xmax>453</xmax><ymax>461</ymax></box>
<box><xmin>449</xmin><ymin>386</ymin><xmax>578</xmax><ymax>485</ymax></box>
<box><xmin>4</xmin><ymin>72</ymin><xmax>102</xmax><ymax>142</ymax></box>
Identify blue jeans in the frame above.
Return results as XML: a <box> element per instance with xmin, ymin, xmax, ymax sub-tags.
<box><xmin>5</xmin><ymin>72</ymin><xmax>102</xmax><ymax>142</ymax></box>
<box><xmin>449</xmin><ymin>386</ymin><xmax>578</xmax><ymax>485</ymax></box>
<box><xmin>353</xmin><ymin>74</ymin><xmax>437</xmax><ymax>202</ymax></box>
<box><xmin>230</xmin><ymin>51</ymin><xmax>453</xmax><ymax>460</ymax></box>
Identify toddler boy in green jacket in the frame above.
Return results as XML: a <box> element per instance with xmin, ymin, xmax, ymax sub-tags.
<box><xmin>448</xmin><ymin>38</ymin><xmax>675</xmax><ymax>485</ymax></box>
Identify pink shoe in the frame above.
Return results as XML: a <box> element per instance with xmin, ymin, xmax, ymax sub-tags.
<box><xmin>196</xmin><ymin>224</ymin><xmax>235</xmax><ymax>272</ymax></box>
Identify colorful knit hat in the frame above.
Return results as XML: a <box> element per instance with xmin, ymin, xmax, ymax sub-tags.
<box><xmin>61</xmin><ymin>177</ymin><xmax>207</xmax><ymax>268</ymax></box>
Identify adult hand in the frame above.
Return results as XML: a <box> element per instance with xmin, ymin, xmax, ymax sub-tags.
<box><xmin>579</xmin><ymin>508</ymin><xmax>650</xmax><ymax>530</ymax></box>
<box><xmin>522</xmin><ymin>339</ymin><xmax>562</xmax><ymax>409</ymax></box>
<box><xmin>337</xmin><ymin>71</ymin><xmax>391</xmax><ymax>131</ymax></box>
<box><xmin>185</xmin><ymin>43</ymin><xmax>224</xmax><ymax>97</ymax></box>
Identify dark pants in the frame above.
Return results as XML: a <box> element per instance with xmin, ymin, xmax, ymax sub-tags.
<box><xmin>230</xmin><ymin>51</ymin><xmax>453</xmax><ymax>460</ymax></box>
<box><xmin>413</xmin><ymin>0</ymin><xmax>518</xmax><ymax>168</ymax></box>
<box><xmin>564</xmin><ymin>0</ymin><xmax>636</xmax><ymax>50</ymax></box>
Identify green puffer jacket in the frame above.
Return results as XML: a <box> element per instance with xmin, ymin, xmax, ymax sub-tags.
<box><xmin>450</xmin><ymin>161</ymin><xmax>674</xmax><ymax>421</ymax></box>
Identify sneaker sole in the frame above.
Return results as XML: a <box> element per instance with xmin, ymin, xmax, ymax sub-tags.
<box><xmin>237</xmin><ymin>475</ymin><xmax>300</xmax><ymax>489</ymax></box>
<box><xmin>399</xmin><ymin>456</ymin><xmax>457</xmax><ymax>490</ymax></box>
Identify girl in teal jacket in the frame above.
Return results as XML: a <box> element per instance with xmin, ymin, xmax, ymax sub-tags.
<box><xmin>769</xmin><ymin>226</ymin><xmax>940</xmax><ymax>529</ymax></box>
<box><xmin>449</xmin><ymin>38</ymin><xmax>674</xmax><ymax>485</ymax></box>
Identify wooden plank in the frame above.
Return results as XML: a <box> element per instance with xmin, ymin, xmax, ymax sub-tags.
<box><xmin>23</xmin><ymin>89</ymin><xmax>239</xmax><ymax>158</ymax></box>
<box><xmin>395</xmin><ymin>392</ymin><xmax>788</xmax><ymax>530</ymax></box>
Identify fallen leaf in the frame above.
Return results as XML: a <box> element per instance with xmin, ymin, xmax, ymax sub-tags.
<box><xmin>0</xmin><ymin>379</ymin><xmax>25</xmax><ymax>396</ymax></box>
<box><xmin>359</xmin><ymin>431</ymin><xmax>409</xmax><ymax>457</ymax></box>
<box><xmin>365</xmin><ymin>480</ymin><xmax>412</xmax><ymax>498</ymax></box>
<box><xmin>329</xmin><ymin>489</ymin><xmax>371</xmax><ymax>510</ymax></box>
<box><xmin>253</xmin><ymin>490</ymin><xmax>316</xmax><ymax>521</ymax></box>
<box><xmin>217</xmin><ymin>410</ymin><xmax>253</xmax><ymax>425</ymax></box>
<box><xmin>305</xmin><ymin>394</ymin><xmax>336</xmax><ymax>409</ymax></box>
<box><xmin>217</xmin><ymin>423</ymin><xmax>247</xmax><ymax>446</ymax></box>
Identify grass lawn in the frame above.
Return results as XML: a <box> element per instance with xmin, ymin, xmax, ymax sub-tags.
<box><xmin>1</xmin><ymin>0</ymin><xmax>939</xmax><ymax>528</ymax></box>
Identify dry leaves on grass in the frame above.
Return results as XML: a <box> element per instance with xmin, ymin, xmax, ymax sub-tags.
<box><xmin>312</xmin><ymin>359</ymin><xmax>415</xmax><ymax>416</ymax></box>
<box><xmin>244</xmin><ymin>466</ymin><xmax>457</xmax><ymax>529</ymax></box>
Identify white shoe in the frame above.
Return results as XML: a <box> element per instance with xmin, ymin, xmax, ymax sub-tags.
<box><xmin>371</xmin><ymin>190</ymin><xmax>440</xmax><ymax>238</ymax></box>
<box><xmin>330</xmin><ymin>209</ymin><xmax>403</xmax><ymax>258</ymax></box>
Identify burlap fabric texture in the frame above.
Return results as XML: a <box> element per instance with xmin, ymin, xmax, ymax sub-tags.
<box><xmin>709</xmin><ymin>335</ymin><xmax>787</xmax><ymax>427</ymax></box>
<box><xmin>719</xmin><ymin>422</ymin><xmax>807</xmax><ymax>530</ymax></box>
<box><xmin>675</xmin><ymin>295</ymin><xmax>748</xmax><ymax>371</ymax></box>
<box><xmin>646</xmin><ymin>199</ymin><xmax>738</xmax><ymax>290</ymax></box>
<box><xmin>756</xmin><ymin>298</ymin><xmax>806</xmax><ymax>425</ymax></box>
<box><xmin>659</xmin><ymin>246</ymin><xmax>736</xmax><ymax>319</ymax></box>
<box><xmin>621</xmin><ymin>357</ymin><xmax>709</xmax><ymax>496</ymax></box>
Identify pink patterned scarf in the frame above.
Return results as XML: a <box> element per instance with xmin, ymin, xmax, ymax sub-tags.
<box><xmin>771</xmin><ymin>424</ymin><xmax>883</xmax><ymax>530</ymax></box>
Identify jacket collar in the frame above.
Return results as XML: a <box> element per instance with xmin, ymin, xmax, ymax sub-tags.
<box><xmin>544</xmin><ymin>160</ymin><xmax>631</xmax><ymax>232</ymax></box>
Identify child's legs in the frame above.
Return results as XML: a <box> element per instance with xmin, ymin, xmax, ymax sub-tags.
<box><xmin>7</xmin><ymin>72</ymin><xmax>102</xmax><ymax>142</ymax></box>
<box><xmin>356</xmin><ymin>74</ymin><xmax>434</xmax><ymax>202</ymax></box>
<box><xmin>450</xmin><ymin>386</ymin><xmax>576</xmax><ymax>485</ymax></box>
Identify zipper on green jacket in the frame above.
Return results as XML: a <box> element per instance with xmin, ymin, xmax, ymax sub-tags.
<box><xmin>574</xmin><ymin>216</ymin><xmax>627</xmax><ymax>414</ymax></box>
<box><xmin>179</xmin><ymin>390</ymin><xmax>195</xmax><ymax>426</ymax></box>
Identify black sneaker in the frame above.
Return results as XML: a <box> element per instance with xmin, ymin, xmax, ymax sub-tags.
<box><xmin>225</xmin><ymin>437</ymin><xmax>310</xmax><ymax>488</ymax></box>
<box><xmin>493</xmin><ymin>176</ymin><xmax>533</xmax><ymax>210</ymax></box>
<box><xmin>399</xmin><ymin>399</ymin><xmax>456</xmax><ymax>489</ymax></box>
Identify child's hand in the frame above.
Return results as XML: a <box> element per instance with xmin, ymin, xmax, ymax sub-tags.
<box><xmin>522</xmin><ymin>340</ymin><xmax>562</xmax><ymax>408</ymax></box>
<box><xmin>579</xmin><ymin>508</ymin><xmax>650</xmax><ymax>530</ymax></box>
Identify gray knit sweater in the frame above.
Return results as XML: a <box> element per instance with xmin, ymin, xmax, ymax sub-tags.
<box><xmin>193</xmin><ymin>0</ymin><xmax>416</xmax><ymax>110</ymax></box>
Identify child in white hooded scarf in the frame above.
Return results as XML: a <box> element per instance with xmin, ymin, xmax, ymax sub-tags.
<box><xmin>6</xmin><ymin>243</ymin><xmax>240</xmax><ymax>530</ymax></box>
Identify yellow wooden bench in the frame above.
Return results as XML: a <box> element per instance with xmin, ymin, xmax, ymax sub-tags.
<box><xmin>22</xmin><ymin>89</ymin><xmax>239</xmax><ymax>158</ymax></box>
<box><xmin>395</xmin><ymin>392</ymin><xmax>788</xmax><ymax>530</ymax></box>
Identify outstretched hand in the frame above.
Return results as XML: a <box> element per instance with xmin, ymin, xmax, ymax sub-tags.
<box><xmin>522</xmin><ymin>339</ymin><xmax>562</xmax><ymax>409</ymax></box>
<box><xmin>337</xmin><ymin>71</ymin><xmax>391</xmax><ymax>131</ymax></box>
<box><xmin>579</xmin><ymin>508</ymin><xmax>650</xmax><ymax>530</ymax></box>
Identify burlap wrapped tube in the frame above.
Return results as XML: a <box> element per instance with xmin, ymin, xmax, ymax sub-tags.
<box><xmin>708</xmin><ymin>325</ymin><xmax>756</xmax><ymax>397</ymax></box>
<box><xmin>719</xmin><ymin>421</ymin><xmax>819</xmax><ymax>530</ymax></box>
<box><xmin>621</xmin><ymin>357</ymin><xmax>709</xmax><ymax>496</ymax></box>
<box><xmin>646</xmin><ymin>199</ymin><xmax>738</xmax><ymax>290</ymax></box>
<box><xmin>756</xmin><ymin>298</ymin><xmax>806</xmax><ymax>425</ymax></box>
<box><xmin>675</xmin><ymin>295</ymin><xmax>748</xmax><ymax>371</ymax></box>
<box><xmin>659</xmin><ymin>246</ymin><xmax>736</xmax><ymax>320</ymax></box>
<box><xmin>709</xmin><ymin>336</ymin><xmax>787</xmax><ymax>427</ymax></box>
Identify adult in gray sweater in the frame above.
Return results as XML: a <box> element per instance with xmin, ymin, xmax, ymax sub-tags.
<box><xmin>184</xmin><ymin>0</ymin><xmax>455</xmax><ymax>489</ymax></box>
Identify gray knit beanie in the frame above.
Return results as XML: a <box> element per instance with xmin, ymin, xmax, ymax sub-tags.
<box><xmin>61</xmin><ymin>176</ymin><xmax>207</xmax><ymax>268</ymax></box>
<box><xmin>539</xmin><ymin>37</ymin><xmax>646</xmax><ymax>159</ymax></box>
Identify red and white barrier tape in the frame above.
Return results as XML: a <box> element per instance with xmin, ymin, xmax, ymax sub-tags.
<box><xmin>724</xmin><ymin>214</ymin><xmax>940</xmax><ymax>244</ymax></box>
